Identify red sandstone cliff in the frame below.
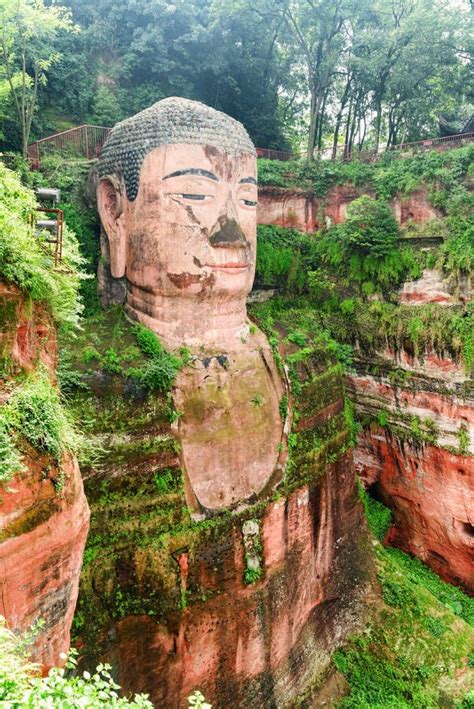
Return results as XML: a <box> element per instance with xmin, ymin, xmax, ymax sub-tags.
<box><xmin>348</xmin><ymin>316</ymin><xmax>473</xmax><ymax>593</ymax></box>
<box><xmin>257</xmin><ymin>184</ymin><xmax>439</xmax><ymax>232</ymax></box>
<box><xmin>0</xmin><ymin>283</ymin><xmax>90</xmax><ymax>669</ymax></box>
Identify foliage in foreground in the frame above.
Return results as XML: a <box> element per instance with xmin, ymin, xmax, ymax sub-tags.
<box><xmin>0</xmin><ymin>616</ymin><xmax>152</xmax><ymax>707</ymax></box>
<box><xmin>0</xmin><ymin>163</ymin><xmax>84</xmax><ymax>328</ymax></box>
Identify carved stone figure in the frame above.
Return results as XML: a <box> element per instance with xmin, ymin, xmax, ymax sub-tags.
<box><xmin>97</xmin><ymin>98</ymin><xmax>286</xmax><ymax>512</ymax></box>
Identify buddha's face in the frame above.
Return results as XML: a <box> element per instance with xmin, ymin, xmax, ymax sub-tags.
<box><xmin>98</xmin><ymin>143</ymin><xmax>258</xmax><ymax>302</ymax></box>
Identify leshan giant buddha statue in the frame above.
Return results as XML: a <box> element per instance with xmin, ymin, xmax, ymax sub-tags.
<box><xmin>97</xmin><ymin>97</ymin><xmax>287</xmax><ymax>513</ymax></box>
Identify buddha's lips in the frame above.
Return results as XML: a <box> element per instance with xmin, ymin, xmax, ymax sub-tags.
<box><xmin>208</xmin><ymin>262</ymin><xmax>248</xmax><ymax>273</ymax></box>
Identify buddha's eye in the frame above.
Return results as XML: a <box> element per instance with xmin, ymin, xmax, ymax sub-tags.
<box><xmin>241</xmin><ymin>199</ymin><xmax>257</xmax><ymax>207</ymax></box>
<box><xmin>181</xmin><ymin>194</ymin><xmax>208</xmax><ymax>201</ymax></box>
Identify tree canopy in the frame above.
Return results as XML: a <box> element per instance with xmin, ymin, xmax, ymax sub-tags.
<box><xmin>0</xmin><ymin>0</ymin><xmax>472</xmax><ymax>156</ymax></box>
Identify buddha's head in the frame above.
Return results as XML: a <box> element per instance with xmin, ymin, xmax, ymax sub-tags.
<box><xmin>97</xmin><ymin>97</ymin><xmax>258</xmax><ymax>348</ymax></box>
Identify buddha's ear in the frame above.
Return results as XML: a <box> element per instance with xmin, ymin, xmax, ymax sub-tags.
<box><xmin>97</xmin><ymin>176</ymin><xmax>127</xmax><ymax>278</ymax></box>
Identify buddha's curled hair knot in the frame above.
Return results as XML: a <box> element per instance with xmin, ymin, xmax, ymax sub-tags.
<box><xmin>98</xmin><ymin>97</ymin><xmax>256</xmax><ymax>201</ymax></box>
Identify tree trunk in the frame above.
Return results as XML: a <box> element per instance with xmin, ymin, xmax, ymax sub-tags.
<box><xmin>374</xmin><ymin>96</ymin><xmax>383</xmax><ymax>154</ymax></box>
<box><xmin>343</xmin><ymin>100</ymin><xmax>353</xmax><ymax>160</ymax></box>
<box><xmin>332</xmin><ymin>77</ymin><xmax>351</xmax><ymax>160</ymax></box>
<box><xmin>306</xmin><ymin>89</ymin><xmax>318</xmax><ymax>161</ymax></box>
<box><xmin>317</xmin><ymin>93</ymin><xmax>328</xmax><ymax>151</ymax></box>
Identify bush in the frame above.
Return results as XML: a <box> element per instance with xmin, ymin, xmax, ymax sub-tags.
<box><xmin>438</xmin><ymin>214</ymin><xmax>474</xmax><ymax>275</ymax></box>
<box><xmin>0</xmin><ymin>423</ymin><xmax>24</xmax><ymax>483</ymax></box>
<box><xmin>127</xmin><ymin>324</ymin><xmax>183</xmax><ymax>392</ymax></box>
<box><xmin>0</xmin><ymin>163</ymin><xmax>84</xmax><ymax>329</ymax></box>
<box><xmin>0</xmin><ymin>372</ymin><xmax>77</xmax><ymax>484</ymax></box>
<box><xmin>0</xmin><ymin>615</ymin><xmax>152</xmax><ymax>707</ymax></box>
<box><xmin>256</xmin><ymin>225</ymin><xmax>311</xmax><ymax>291</ymax></box>
<box><xmin>337</xmin><ymin>196</ymin><xmax>400</xmax><ymax>258</ymax></box>
<box><xmin>312</xmin><ymin>197</ymin><xmax>419</xmax><ymax>294</ymax></box>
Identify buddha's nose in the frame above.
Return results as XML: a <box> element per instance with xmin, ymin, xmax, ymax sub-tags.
<box><xmin>209</xmin><ymin>218</ymin><xmax>248</xmax><ymax>248</ymax></box>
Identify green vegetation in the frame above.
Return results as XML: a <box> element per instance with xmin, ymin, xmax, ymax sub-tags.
<box><xmin>0</xmin><ymin>616</ymin><xmax>152</xmax><ymax>706</ymax></box>
<box><xmin>357</xmin><ymin>481</ymin><xmax>392</xmax><ymax>542</ymax></box>
<box><xmin>127</xmin><ymin>324</ymin><xmax>184</xmax><ymax>392</ymax></box>
<box><xmin>0</xmin><ymin>163</ymin><xmax>84</xmax><ymax>328</ymax></box>
<box><xmin>57</xmin><ymin>308</ymin><xmax>184</xmax><ymax>396</ymax></box>
<box><xmin>258</xmin><ymin>143</ymin><xmax>474</xmax><ymax>198</ymax></box>
<box><xmin>30</xmin><ymin>156</ymin><xmax>101</xmax><ymax>314</ymax></box>
<box><xmin>7</xmin><ymin>372</ymin><xmax>75</xmax><ymax>460</ymax></box>
<box><xmin>256</xmin><ymin>225</ymin><xmax>311</xmax><ymax>292</ymax></box>
<box><xmin>0</xmin><ymin>425</ymin><xmax>24</xmax><ymax>483</ymax></box>
<box><xmin>3</xmin><ymin>0</ymin><xmax>471</xmax><ymax>157</ymax></box>
<box><xmin>313</xmin><ymin>196</ymin><xmax>420</xmax><ymax>294</ymax></box>
<box><xmin>0</xmin><ymin>371</ymin><xmax>76</xmax><ymax>484</ymax></box>
<box><xmin>334</xmin><ymin>491</ymin><xmax>473</xmax><ymax>708</ymax></box>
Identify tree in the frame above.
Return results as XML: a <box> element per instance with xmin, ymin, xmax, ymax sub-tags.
<box><xmin>0</xmin><ymin>0</ymin><xmax>75</xmax><ymax>156</ymax></box>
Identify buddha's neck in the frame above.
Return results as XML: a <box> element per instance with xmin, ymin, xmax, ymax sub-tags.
<box><xmin>125</xmin><ymin>285</ymin><xmax>250</xmax><ymax>351</ymax></box>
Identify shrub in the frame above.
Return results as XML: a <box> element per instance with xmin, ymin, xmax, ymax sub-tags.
<box><xmin>7</xmin><ymin>372</ymin><xmax>76</xmax><ymax>461</ymax></box>
<box><xmin>438</xmin><ymin>214</ymin><xmax>474</xmax><ymax>275</ymax></box>
<box><xmin>256</xmin><ymin>225</ymin><xmax>311</xmax><ymax>292</ymax></box>
<box><xmin>0</xmin><ymin>615</ymin><xmax>152</xmax><ymax>706</ymax></box>
<box><xmin>0</xmin><ymin>163</ymin><xmax>84</xmax><ymax>329</ymax></box>
<box><xmin>0</xmin><ymin>372</ymin><xmax>77</xmax><ymax>483</ymax></box>
<box><xmin>338</xmin><ymin>196</ymin><xmax>400</xmax><ymax>258</ymax></box>
<box><xmin>0</xmin><ymin>423</ymin><xmax>24</xmax><ymax>483</ymax></box>
<box><xmin>127</xmin><ymin>324</ymin><xmax>183</xmax><ymax>392</ymax></box>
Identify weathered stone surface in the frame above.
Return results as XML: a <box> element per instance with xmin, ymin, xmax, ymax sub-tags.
<box><xmin>257</xmin><ymin>187</ymin><xmax>318</xmax><ymax>232</ymax></box>
<box><xmin>355</xmin><ymin>430</ymin><xmax>474</xmax><ymax>592</ymax></box>
<box><xmin>96</xmin><ymin>100</ymin><xmax>284</xmax><ymax>511</ymax></box>
<box><xmin>173</xmin><ymin>332</ymin><xmax>285</xmax><ymax>510</ymax></box>
<box><xmin>349</xmin><ymin>347</ymin><xmax>474</xmax><ymax>593</ymax></box>
<box><xmin>0</xmin><ymin>283</ymin><xmax>90</xmax><ymax>669</ymax></box>
<box><xmin>347</xmin><ymin>372</ymin><xmax>474</xmax><ymax>453</ymax></box>
<box><xmin>257</xmin><ymin>184</ymin><xmax>441</xmax><ymax>232</ymax></box>
<box><xmin>0</xmin><ymin>452</ymin><xmax>90</xmax><ymax>669</ymax></box>
<box><xmin>99</xmin><ymin>97</ymin><xmax>256</xmax><ymax>201</ymax></box>
<box><xmin>73</xmin><ymin>316</ymin><xmax>373</xmax><ymax>706</ymax></box>
<box><xmin>0</xmin><ymin>282</ymin><xmax>56</xmax><ymax>377</ymax></box>
<box><xmin>93</xmin><ymin>456</ymin><xmax>370</xmax><ymax>708</ymax></box>
<box><xmin>400</xmin><ymin>268</ymin><xmax>455</xmax><ymax>306</ymax></box>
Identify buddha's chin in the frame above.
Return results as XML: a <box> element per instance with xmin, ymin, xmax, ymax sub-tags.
<box><xmin>210</xmin><ymin>266</ymin><xmax>253</xmax><ymax>295</ymax></box>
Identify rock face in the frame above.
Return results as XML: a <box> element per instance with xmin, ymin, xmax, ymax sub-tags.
<box><xmin>355</xmin><ymin>428</ymin><xmax>474</xmax><ymax>591</ymax></box>
<box><xmin>100</xmin><ymin>461</ymin><xmax>368</xmax><ymax>707</ymax></box>
<box><xmin>0</xmin><ymin>283</ymin><xmax>90</xmax><ymax>669</ymax></box>
<box><xmin>71</xmin><ymin>314</ymin><xmax>373</xmax><ymax>707</ymax></box>
<box><xmin>0</xmin><ymin>453</ymin><xmax>90</xmax><ymax>669</ymax></box>
<box><xmin>348</xmin><ymin>345</ymin><xmax>473</xmax><ymax>593</ymax></box>
<box><xmin>257</xmin><ymin>184</ymin><xmax>440</xmax><ymax>232</ymax></box>
<box><xmin>400</xmin><ymin>269</ymin><xmax>456</xmax><ymax>305</ymax></box>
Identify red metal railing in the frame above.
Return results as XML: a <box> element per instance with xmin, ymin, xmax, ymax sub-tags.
<box><xmin>258</xmin><ymin>131</ymin><xmax>474</xmax><ymax>162</ymax></box>
<box><xmin>27</xmin><ymin>125</ymin><xmax>111</xmax><ymax>169</ymax></box>
<box><xmin>23</xmin><ymin>126</ymin><xmax>474</xmax><ymax>170</ymax></box>
<box><xmin>323</xmin><ymin>131</ymin><xmax>474</xmax><ymax>163</ymax></box>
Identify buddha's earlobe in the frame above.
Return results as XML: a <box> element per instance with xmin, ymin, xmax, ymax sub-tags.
<box><xmin>97</xmin><ymin>176</ymin><xmax>126</xmax><ymax>278</ymax></box>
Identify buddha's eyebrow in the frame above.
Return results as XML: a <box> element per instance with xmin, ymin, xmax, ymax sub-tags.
<box><xmin>163</xmin><ymin>168</ymin><xmax>219</xmax><ymax>181</ymax></box>
<box><xmin>239</xmin><ymin>177</ymin><xmax>257</xmax><ymax>185</ymax></box>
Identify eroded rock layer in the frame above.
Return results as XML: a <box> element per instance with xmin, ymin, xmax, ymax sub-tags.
<box><xmin>349</xmin><ymin>355</ymin><xmax>474</xmax><ymax>593</ymax></box>
<box><xmin>0</xmin><ymin>283</ymin><xmax>90</xmax><ymax>668</ymax></box>
<box><xmin>70</xmin><ymin>313</ymin><xmax>373</xmax><ymax>707</ymax></box>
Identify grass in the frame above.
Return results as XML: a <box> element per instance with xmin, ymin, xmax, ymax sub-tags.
<box><xmin>334</xmin><ymin>490</ymin><xmax>473</xmax><ymax>708</ymax></box>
